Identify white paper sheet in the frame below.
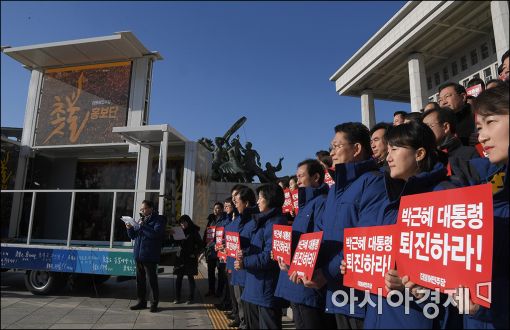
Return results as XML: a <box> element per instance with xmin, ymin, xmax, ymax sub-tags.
<box><xmin>171</xmin><ymin>226</ymin><xmax>186</xmax><ymax>240</ymax></box>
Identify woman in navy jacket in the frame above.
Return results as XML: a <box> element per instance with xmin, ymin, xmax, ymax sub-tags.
<box><xmin>450</xmin><ymin>84</ymin><xmax>509</xmax><ymax>329</ymax></box>
<box><xmin>236</xmin><ymin>184</ymin><xmax>287</xmax><ymax>329</ymax></box>
<box><xmin>274</xmin><ymin>159</ymin><xmax>333</xmax><ymax>329</ymax></box>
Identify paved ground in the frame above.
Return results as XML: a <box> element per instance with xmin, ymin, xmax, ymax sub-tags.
<box><xmin>1</xmin><ymin>262</ymin><xmax>294</xmax><ymax>329</ymax></box>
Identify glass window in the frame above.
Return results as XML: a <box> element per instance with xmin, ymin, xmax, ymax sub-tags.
<box><xmin>491</xmin><ymin>38</ymin><xmax>497</xmax><ymax>54</ymax></box>
<box><xmin>434</xmin><ymin>72</ymin><xmax>441</xmax><ymax>86</ymax></box>
<box><xmin>471</xmin><ymin>49</ymin><xmax>478</xmax><ymax>65</ymax></box>
<box><xmin>443</xmin><ymin>67</ymin><xmax>449</xmax><ymax>81</ymax></box>
<box><xmin>481</xmin><ymin>42</ymin><xmax>489</xmax><ymax>59</ymax></box>
<box><xmin>461</xmin><ymin>56</ymin><xmax>468</xmax><ymax>71</ymax></box>
<box><xmin>462</xmin><ymin>79</ymin><xmax>469</xmax><ymax>87</ymax></box>
<box><xmin>484</xmin><ymin>67</ymin><xmax>492</xmax><ymax>82</ymax></box>
<box><xmin>473</xmin><ymin>73</ymin><xmax>480</xmax><ymax>79</ymax></box>
<box><xmin>451</xmin><ymin>61</ymin><xmax>458</xmax><ymax>76</ymax></box>
<box><xmin>427</xmin><ymin>76</ymin><xmax>432</xmax><ymax>90</ymax></box>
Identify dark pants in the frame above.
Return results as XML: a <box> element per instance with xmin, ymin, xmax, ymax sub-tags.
<box><xmin>246</xmin><ymin>301</ymin><xmax>282</xmax><ymax>329</ymax></box>
<box><xmin>207</xmin><ymin>259</ymin><xmax>217</xmax><ymax>293</ymax></box>
<box><xmin>291</xmin><ymin>302</ymin><xmax>336</xmax><ymax>329</ymax></box>
<box><xmin>217</xmin><ymin>262</ymin><xmax>227</xmax><ymax>296</ymax></box>
<box><xmin>234</xmin><ymin>285</ymin><xmax>247</xmax><ymax>328</ymax></box>
<box><xmin>175</xmin><ymin>274</ymin><xmax>196</xmax><ymax>300</ymax></box>
<box><xmin>227</xmin><ymin>273</ymin><xmax>238</xmax><ymax>315</ymax></box>
<box><xmin>220</xmin><ymin>267</ymin><xmax>231</xmax><ymax>307</ymax></box>
<box><xmin>334</xmin><ymin>314</ymin><xmax>364</xmax><ymax>329</ymax></box>
<box><xmin>135</xmin><ymin>261</ymin><xmax>159</xmax><ymax>305</ymax></box>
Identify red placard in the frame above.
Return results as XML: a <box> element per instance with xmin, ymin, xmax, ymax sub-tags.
<box><xmin>290</xmin><ymin>189</ymin><xmax>299</xmax><ymax>215</ymax></box>
<box><xmin>466</xmin><ymin>84</ymin><xmax>483</xmax><ymax>97</ymax></box>
<box><xmin>324</xmin><ymin>169</ymin><xmax>335</xmax><ymax>187</ymax></box>
<box><xmin>272</xmin><ymin>225</ymin><xmax>292</xmax><ymax>265</ymax></box>
<box><xmin>343</xmin><ymin>225</ymin><xmax>396</xmax><ymax>296</ymax></box>
<box><xmin>288</xmin><ymin>231</ymin><xmax>323</xmax><ymax>279</ymax></box>
<box><xmin>395</xmin><ymin>184</ymin><xmax>493</xmax><ymax>307</ymax></box>
<box><xmin>206</xmin><ymin>226</ymin><xmax>216</xmax><ymax>245</ymax></box>
<box><xmin>215</xmin><ymin>227</ymin><xmax>226</xmax><ymax>262</ymax></box>
<box><xmin>282</xmin><ymin>189</ymin><xmax>293</xmax><ymax>214</ymax></box>
<box><xmin>225</xmin><ymin>231</ymin><xmax>240</xmax><ymax>258</ymax></box>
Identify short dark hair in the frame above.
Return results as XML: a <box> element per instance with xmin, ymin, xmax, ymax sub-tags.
<box><xmin>486</xmin><ymin>79</ymin><xmax>506</xmax><ymax>89</ymax></box>
<box><xmin>256</xmin><ymin>184</ymin><xmax>285</xmax><ymax>209</ymax></box>
<box><xmin>231</xmin><ymin>184</ymin><xmax>247</xmax><ymax>194</ymax></box>
<box><xmin>385</xmin><ymin>121</ymin><xmax>439</xmax><ymax>173</ymax></box>
<box><xmin>315</xmin><ymin>150</ymin><xmax>332</xmax><ymax>168</ymax></box>
<box><xmin>142</xmin><ymin>200</ymin><xmax>154</xmax><ymax>209</ymax></box>
<box><xmin>498</xmin><ymin>63</ymin><xmax>504</xmax><ymax>75</ymax></box>
<box><xmin>438</xmin><ymin>82</ymin><xmax>466</xmax><ymax>95</ymax></box>
<box><xmin>236</xmin><ymin>186</ymin><xmax>256</xmax><ymax>206</ymax></box>
<box><xmin>425</xmin><ymin>101</ymin><xmax>441</xmax><ymax>112</ymax></box>
<box><xmin>370</xmin><ymin>122</ymin><xmax>392</xmax><ymax>137</ymax></box>
<box><xmin>297</xmin><ymin>159</ymin><xmax>325</xmax><ymax>184</ymax></box>
<box><xmin>501</xmin><ymin>49</ymin><xmax>509</xmax><ymax>64</ymax></box>
<box><xmin>223</xmin><ymin>197</ymin><xmax>233</xmax><ymax>205</ymax></box>
<box><xmin>214</xmin><ymin>202</ymin><xmax>224</xmax><ymax>209</ymax></box>
<box><xmin>422</xmin><ymin>107</ymin><xmax>457</xmax><ymax>134</ymax></box>
<box><xmin>393</xmin><ymin>111</ymin><xmax>407</xmax><ymax>117</ymax></box>
<box><xmin>277</xmin><ymin>178</ymin><xmax>289</xmax><ymax>189</ymax></box>
<box><xmin>404</xmin><ymin>112</ymin><xmax>423</xmax><ymax>123</ymax></box>
<box><xmin>467</xmin><ymin>77</ymin><xmax>485</xmax><ymax>90</ymax></box>
<box><xmin>334</xmin><ymin>122</ymin><xmax>372</xmax><ymax>159</ymax></box>
<box><xmin>473</xmin><ymin>83</ymin><xmax>509</xmax><ymax>117</ymax></box>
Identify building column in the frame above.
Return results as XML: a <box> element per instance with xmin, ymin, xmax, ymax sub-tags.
<box><xmin>360</xmin><ymin>90</ymin><xmax>376</xmax><ymax>129</ymax></box>
<box><xmin>491</xmin><ymin>1</ymin><xmax>509</xmax><ymax>63</ymax></box>
<box><xmin>408</xmin><ymin>52</ymin><xmax>428</xmax><ymax>113</ymax></box>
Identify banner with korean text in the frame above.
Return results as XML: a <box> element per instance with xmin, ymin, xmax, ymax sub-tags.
<box><xmin>288</xmin><ymin>231</ymin><xmax>323</xmax><ymax>279</ymax></box>
<box><xmin>324</xmin><ymin>169</ymin><xmax>335</xmax><ymax>187</ymax></box>
<box><xmin>272</xmin><ymin>225</ymin><xmax>292</xmax><ymax>265</ymax></box>
<box><xmin>291</xmin><ymin>189</ymin><xmax>299</xmax><ymax>215</ymax></box>
<box><xmin>395</xmin><ymin>184</ymin><xmax>493</xmax><ymax>307</ymax></box>
<box><xmin>215</xmin><ymin>227</ymin><xmax>226</xmax><ymax>262</ymax></box>
<box><xmin>225</xmin><ymin>231</ymin><xmax>240</xmax><ymax>258</ymax></box>
<box><xmin>282</xmin><ymin>189</ymin><xmax>293</xmax><ymax>214</ymax></box>
<box><xmin>343</xmin><ymin>225</ymin><xmax>396</xmax><ymax>296</ymax></box>
<box><xmin>206</xmin><ymin>226</ymin><xmax>216</xmax><ymax>245</ymax></box>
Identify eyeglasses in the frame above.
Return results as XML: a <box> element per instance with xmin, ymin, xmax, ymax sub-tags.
<box><xmin>330</xmin><ymin>143</ymin><xmax>352</xmax><ymax>151</ymax></box>
<box><xmin>438</xmin><ymin>93</ymin><xmax>455</xmax><ymax>103</ymax></box>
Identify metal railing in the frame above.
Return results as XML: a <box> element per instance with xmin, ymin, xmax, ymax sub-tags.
<box><xmin>1</xmin><ymin>189</ymin><xmax>160</xmax><ymax>248</ymax></box>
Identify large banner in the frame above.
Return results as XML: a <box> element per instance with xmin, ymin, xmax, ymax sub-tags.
<box><xmin>225</xmin><ymin>231</ymin><xmax>240</xmax><ymax>258</ymax></box>
<box><xmin>343</xmin><ymin>225</ymin><xmax>396</xmax><ymax>296</ymax></box>
<box><xmin>272</xmin><ymin>224</ymin><xmax>292</xmax><ymax>265</ymax></box>
<box><xmin>35</xmin><ymin>62</ymin><xmax>132</xmax><ymax>146</ymax></box>
<box><xmin>395</xmin><ymin>184</ymin><xmax>493</xmax><ymax>307</ymax></box>
<box><xmin>288</xmin><ymin>231</ymin><xmax>322</xmax><ymax>279</ymax></box>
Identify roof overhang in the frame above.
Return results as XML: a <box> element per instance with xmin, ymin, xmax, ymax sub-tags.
<box><xmin>329</xmin><ymin>1</ymin><xmax>493</xmax><ymax>102</ymax></box>
<box><xmin>112</xmin><ymin>124</ymin><xmax>188</xmax><ymax>146</ymax></box>
<box><xmin>1</xmin><ymin>31</ymin><xmax>162</xmax><ymax>70</ymax></box>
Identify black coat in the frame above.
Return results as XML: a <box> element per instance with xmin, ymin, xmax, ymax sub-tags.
<box><xmin>172</xmin><ymin>225</ymin><xmax>204</xmax><ymax>276</ymax></box>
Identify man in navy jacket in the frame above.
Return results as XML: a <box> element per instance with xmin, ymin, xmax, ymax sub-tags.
<box><xmin>127</xmin><ymin>200</ymin><xmax>167</xmax><ymax>313</ymax></box>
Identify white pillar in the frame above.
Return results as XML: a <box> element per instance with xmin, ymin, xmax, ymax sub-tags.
<box><xmin>360</xmin><ymin>90</ymin><xmax>376</xmax><ymax>129</ymax></box>
<box><xmin>134</xmin><ymin>144</ymin><xmax>154</xmax><ymax>213</ymax></box>
<box><xmin>408</xmin><ymin>52</ymin><xmax>428</xmax><ymax>113</ymax></box>
<box><xmin>491</xmin><ymin>1</ymin><xmax>510</xmax><ymax>63</ymax></box>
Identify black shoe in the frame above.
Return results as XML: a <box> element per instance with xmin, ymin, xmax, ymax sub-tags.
<box><xmin>130</xmin><ymin>302</ymin><xmax>147</xmax><ymax>310</ymax></box>
<box><xmin>173</xmin><ymin>299</ymin><xmax>182</xmax><ymax>304</ymax></box>
<box><xmin>150</xmin><ymin>305</ymin><xmax>159</xmax><ymax>313</ymax></box>
<box><xmin>224</xmin><ymin>310</ymin><xmax>233</xmax><ymax>315</ymax></box>
<box><xmin>228</xmin><ymin>320</ymin><xmax>240</xmax><ymax>327</ymax></box>
<box><xmin>205</xmin><ymin>291</ymin><xmax>215</xmax><ymax>297</ymax></box>
<box><xmin>186</xmin><ymin>299</ymin><xmax>194</xmax><ymax>304</ymax></box>
<box><xmin>227</xmin><ymin>314</ymin><xmax>236</xmax><ymax>320</ymax></box>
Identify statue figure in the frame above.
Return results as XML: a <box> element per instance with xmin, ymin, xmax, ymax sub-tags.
<box><xmin>262</xmin><ymin>157</ymin><xmax>284</xmax><ymax>183</ymax></box>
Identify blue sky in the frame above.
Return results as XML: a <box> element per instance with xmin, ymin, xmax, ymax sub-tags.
<box><xmin>1</xmin><ymin>1</ymin><xmax>409</xmax><ymax>178</ymax></box>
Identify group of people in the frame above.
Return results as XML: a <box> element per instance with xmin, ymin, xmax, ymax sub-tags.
<box><xmin>125</xmin><ymin>51</ymin><xmax>508</xmax><ymax>329</ymax></box>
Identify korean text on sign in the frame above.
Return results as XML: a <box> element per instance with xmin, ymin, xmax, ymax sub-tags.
<box><xmin>282</xmin><ymin>189</ymin><xmax>293</xmax><ymax>214</ymax></box>
<box><xmin>272</xmin><ymin>225</ymin><xmax>292</xmax><ymax>265</ymax></box>
<box><xmin>396</xmin><ymin>184</ymin><xmax>493</xmax><ymax>307</ymax></box>
<box><xmin>206</xmin><ymin>226</ymin><xmax>216</xmax><ymax>245</ymax></box>
<box><xmin>343</xmin><ymin>225</ymin><xmax>396</xmax><ymax>296</ymax></box>
<box><xmin>288</xmin><ymin>231</ymin><xmax>323</xmax><ymax>280</ymax></box>
<box><xmin>225</xmin><ymin>232</ymin><xmax>240</xmax><ymax>258</ymax></box>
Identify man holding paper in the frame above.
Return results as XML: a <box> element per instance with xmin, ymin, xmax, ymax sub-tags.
<box><xmin>126</xmin><ymin>200</ymin><xmax>167</xmax><ymax>313</ymax></box>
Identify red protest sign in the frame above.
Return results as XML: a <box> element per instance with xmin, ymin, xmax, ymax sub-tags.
<box><xmin>282</xmin><ymin>189</ymin><xmax>293</xmax><ymax>214</ymax></box>
<box><xmin>324</xmin><ymin>169</ymin><xmax>335</xmax><ymax>187</ymax></box>
<box><xmin>217</xmin><ymin>250</ymin><xmax>227</xmax><ymax>263</ymax></box>
<box><xmin>272</xmin><ymin>225</ymin><xmax>292</xmax><ymax>265</ymax></box>
<box><xmin>288</xmin><ymin>231</ymin><xmax>323</xmax><ymax>279</ymax></box>
<box><xmin>225</xmin><ymin>231</ymin><xmax>240</xmax><ymax>258</ymax></box>
<box><xmin>215</xmin><ymin>227</ymin><xmax>224</xmax><ymax>249</ymax></box>
<box><xmin>206</xmin><ymin>226</ymin><xmax>216</xmax><ymax>245</ymax></box>
<box><xmin>343</xmin><ymin>225</ymin><xmax>396</xmax><ymax>296</ymax></box>
<box><xmin>290</xmin><ymin>189</ymin><xmax>299</xmax><ymax>215</ymax></box>
<box><xmin>466</xmin><ymin>84</ymin><xmax>482</xmax><ymax>97</ymax></box>
<box><xmin>395</xmin><ymin>184</ymin><xmax>493</xmax><ymax>307</ymax></box>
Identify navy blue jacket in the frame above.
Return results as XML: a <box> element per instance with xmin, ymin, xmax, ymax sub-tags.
<box><xmin>451</xmin><ymin>157</ymin><xmax>509</xmax><ymax>329</ymax></box>
<box><xmin>215</xmin><ymin>213</ymin><xmax>232</xmax><ymax>264</ymax></box>
<box><xmin>127</xmin><ymin>212</ymin><xmax>167</xmax><ymax>263</ymax></box>
<box><xmin>231</xmin><ymin>206</ymin><xmax>259</xmax><ymax>287</ymax></box>
<box><xmin>203</xmin><ymin>212</ymin><xmax>227</xmax><ymax>261</ymax></box>
<box><xmin>241</xmin><ymin>207</ymin><xmax>287</xmax><ymax>308</ymax></box>
<box><xmin>317</xmin><ymin>159</ymin><xmax>386</xmax><ymax>317</ymax></box>
<box><xmin>274</xmin><ymin>183</ymin><xmax>329</xmax><ymax>308</ymax></box>
<box><xmin>363</xmin><ymin>163</ymin><xmax>452</xmax><ymax>329</ymax></box>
